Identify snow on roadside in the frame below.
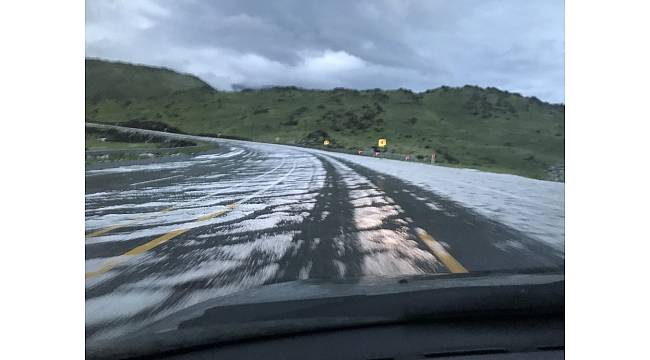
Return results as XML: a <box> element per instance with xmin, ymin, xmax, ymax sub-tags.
<box><xmin>303</xmin><ymin>149</ymin><xmax>565</xmax><ymax>252</ymax></box>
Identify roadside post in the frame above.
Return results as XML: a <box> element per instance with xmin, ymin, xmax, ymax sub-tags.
<box><xmin>377</xmin><ymin>138</ymin><xmax>387</xmax><ymax>158</ymax></box>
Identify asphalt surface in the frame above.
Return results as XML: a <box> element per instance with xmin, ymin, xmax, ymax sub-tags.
<box><xmin>85</xmin><ymin>139</ymin><xmax>563</xmax><ymax>342</ymax></box>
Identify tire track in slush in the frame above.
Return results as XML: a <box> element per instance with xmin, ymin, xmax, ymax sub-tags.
<box><xmin>273</xmin><ymin>155</ymin><xmax>448</xmax><ymax>283</ymax></box>
<box><xmin>273</xmin><ymin>156</ymin><xmax>365</xmax><ymax>281</ymax></box>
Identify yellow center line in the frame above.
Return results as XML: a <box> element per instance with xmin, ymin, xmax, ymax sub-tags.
<box><xmin>85</xmin><ymin>206</ymin><xmax>176</xmax><ymax>239</ymax></box>
<box><xmin>86</xmin><ymin>224</ymin><xmax>130</xmax><ymax>238</ymax></box>
<box><xmin>85</xmin><ymin>204</ymin><xmax>237</xmax><ymax>280</ymax></box>
<box><xmin>85</xmin><ymin>260</ymin><xmax>121</xmax><ymax>280</ymax></box>
<box><xmin>197</xmin><ymin>204</ymin><xmax>237</xmax><ymax>221</ymax></box>
<box><xmin>197</xmin><ymin>210</ymin><xmax>228</xmax><ymax>221</ymax></box>
<box><xmin>415</xmin><ymin>228</ymin><xmax>468</xmax><ymax>274</ymax></box>
<box><xmin>123</xmin><ymin>228</ymin><xmax>190</xmax><ymax>256</ymax></box>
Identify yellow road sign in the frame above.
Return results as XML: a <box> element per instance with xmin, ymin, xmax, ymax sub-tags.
<box><xmin>323</xmin><ymin>139</ymin><xmax>330</xmax><ymax>145</ymax></box>
<box><xmin>378</xmin><ymin>138</ymin><xmax>387</xmax><ymax>147</ymax></box>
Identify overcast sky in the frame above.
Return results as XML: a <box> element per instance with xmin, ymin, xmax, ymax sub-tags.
<box><xmin>86</xmin><ymin>0</ymin><xmax>564</xmax><ymax>103</ymax></box>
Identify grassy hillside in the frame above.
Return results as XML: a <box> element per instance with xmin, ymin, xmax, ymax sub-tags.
<box><xmin>85</xmin><ymin>59</ymin><xmax>564</xmax><ymax>180</ymax></box>
<box><xmin>86</xmin><ymin>58</ymin><xmax>211</xmax><ymax>101</ymax></box>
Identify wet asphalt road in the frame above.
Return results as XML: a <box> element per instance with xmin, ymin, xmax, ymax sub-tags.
<box><xmin>85</xmin><ymin>140</ymin><xmax>563</xmax><ymax>341</ymax></box>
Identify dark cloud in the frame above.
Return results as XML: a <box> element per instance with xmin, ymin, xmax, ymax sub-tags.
<box><xmin>85</xmin><ymin>0</ymin><xmax>564</xmax><ymax>102</ymax></box>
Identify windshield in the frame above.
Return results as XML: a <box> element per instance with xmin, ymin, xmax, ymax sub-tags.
<box><xmin>85</xmin><ymin>0</ymin><xmax>564</xmax><ymax>355</ymax></box>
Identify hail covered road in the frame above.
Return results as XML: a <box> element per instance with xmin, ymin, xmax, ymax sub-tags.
<box><xmin>85</xmin><ymin>134</ymin><xmax>563</xmax><ymax>342</ymax></box>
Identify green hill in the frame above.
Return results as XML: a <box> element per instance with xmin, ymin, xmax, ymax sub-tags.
<box><xmin>85</xmin><ymin>58</ymin><xmax>211</xmax><ymax>101</ymax></box>
<box><xmin>85</xmin><ymin>59</ymin><xmax>564</xmax><ymax>181</ymax></box>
